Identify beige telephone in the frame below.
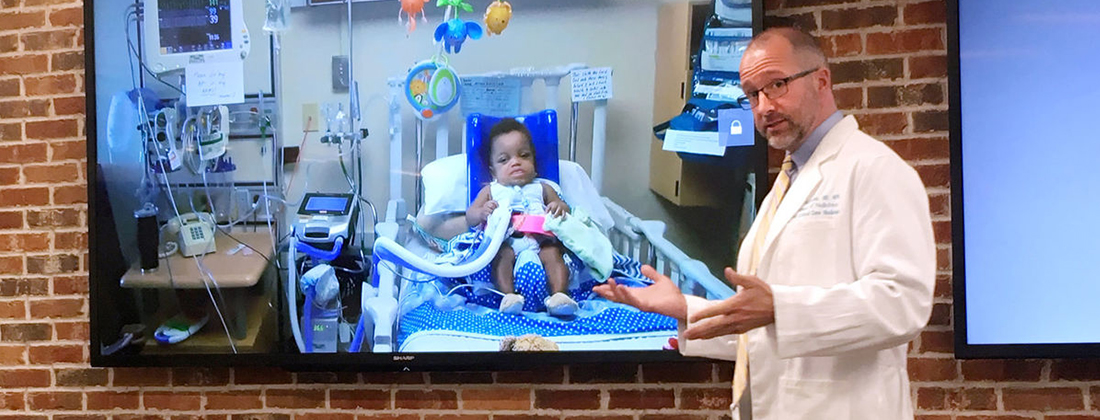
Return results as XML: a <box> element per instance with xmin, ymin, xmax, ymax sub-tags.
<box><xmin>165</xmin><ymin>212</ymin><xmax>216</xmax><ymax>257</ymax></box>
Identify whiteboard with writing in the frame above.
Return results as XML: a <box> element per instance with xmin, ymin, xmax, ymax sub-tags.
<box><xmin>185</xmin><ymin>61</ymin><xmax>245</xmax><ymax>107</ymax></box>
<box><xmin>570</xmin><ymin>67</ymin><xmax>613</xmax><ymax>102</ymax></box>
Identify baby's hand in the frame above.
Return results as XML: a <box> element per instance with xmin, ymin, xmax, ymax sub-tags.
<box><xmin>545</xmin><ymin>201</ymin><xmax>568</xmax><ymax>218</ymax></box>
<box><xmin>476</xmin><ymin>200</ymin><xmax>499</xmax><ymax>224</ymax></box>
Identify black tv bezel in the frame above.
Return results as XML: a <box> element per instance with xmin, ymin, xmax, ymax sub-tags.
<box><xmin>86</xmin><ymin>0</ymin><xmax>766</xmax><ymax>369</ymax></box>
<box><xmin>948</xmin><ymin>0</ymin><xmax>1100</xmax><ymax>359</ymax></box>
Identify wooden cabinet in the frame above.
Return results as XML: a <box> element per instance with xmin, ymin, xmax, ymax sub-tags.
<box><xmin>648</xmin><ymin>0</ymin><xmax>733</xmax><ymax>207</ymax></box>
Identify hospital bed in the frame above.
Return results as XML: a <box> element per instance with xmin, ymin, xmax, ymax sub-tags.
<box><xmin>358</xmin><ymin>65</ymin><xmax>742</xmax><ymax>353</ymax></box>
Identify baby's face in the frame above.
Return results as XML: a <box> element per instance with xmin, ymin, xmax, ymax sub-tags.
<box><xmin>489</xmin><ymin>131</ymin><xmax>536</xmax><ymax>187</ymax></box>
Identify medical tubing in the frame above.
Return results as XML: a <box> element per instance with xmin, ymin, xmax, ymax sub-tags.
<box><xmin>371</xmin><ymin>206</ymin><xmax>511</xmax><ymax>279</ymax></box>
<box><xmin>301</xmin><ymin>292</ymin><xmax>314</xmax><ymax>352</ymax></box>
<box><xmin>287</xmin><ymin>237</ymin><xmax>306</xmax><ymax>353</ymax></box>
<box><xmin>348</xmin><ymin>313</ymin><xmax>367</xmax><ymax>352</ymax></box>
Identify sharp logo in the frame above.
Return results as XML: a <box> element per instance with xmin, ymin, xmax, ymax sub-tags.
<box><xmin>393</xmin><ymin>355</ymin><xmax>415</xmax><ymax>361</ymax></box>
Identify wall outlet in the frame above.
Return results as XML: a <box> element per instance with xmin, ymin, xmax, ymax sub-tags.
<box><xmin>302</xmin><ymin>103</ymin><xmax>320</xmax><ymax>132</ymax></box>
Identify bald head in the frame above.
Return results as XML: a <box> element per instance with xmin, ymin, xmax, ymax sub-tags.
<box><xmin>747</xmin><ymin>27</ymin><xmax>828</xmax><ymax>71</ymax></box>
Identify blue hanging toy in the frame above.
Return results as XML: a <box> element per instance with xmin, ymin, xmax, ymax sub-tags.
<box><xmin>434</xmin><ymin>18</ymin><xmax>483</xmax><ymax>53</ymax></box>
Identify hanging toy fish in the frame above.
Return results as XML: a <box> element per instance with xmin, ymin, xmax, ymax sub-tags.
<box><xmin>434</xmin><ymin>18</ymin><xmax>483</xmax><ymax>54</ymax></box>
<box><xmin>484</xmin><ymin>0</ymin><xmax>512</xmax><ymax>36</ymax></box>
<box><xmin>399</xmin><ymin>0</ymin><xmax>430</xmax><ymax>34</ymax></box>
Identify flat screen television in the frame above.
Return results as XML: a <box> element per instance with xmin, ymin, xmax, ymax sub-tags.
<box><xmin>950</xmin><ymin>0</ymin><xmax>1100</xmax><ymax>358</ymax></box>
<box><xmin>87</xmin><ymin>0</ymin><xmax>766</xmax><ymax>369</ymax></box>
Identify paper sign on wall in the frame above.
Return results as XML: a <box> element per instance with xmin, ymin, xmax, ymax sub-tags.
<box><xmin>461</xmin><ymin>76</ymin><xmax>522</xmax><ymax>117</ymax></box>
<box><xmin>185</xmin><ymin>61</ymin><xmax>245</xmax><ymax>107</ymax></box>
<box><xmin>662</xmin><ymin>129</ymin><xmax>725</xmax><ymax>156</ymax></box>
<box><xmin>570</xmin><ymin>67</ymin><xmax>613</xmax><ymax>102</ymax></box>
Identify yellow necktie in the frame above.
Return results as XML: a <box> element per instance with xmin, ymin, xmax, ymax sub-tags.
<box><xmin>732</xmin><ymin>154</ymin><xmax>794</xmax><ymax>414</ymax></box>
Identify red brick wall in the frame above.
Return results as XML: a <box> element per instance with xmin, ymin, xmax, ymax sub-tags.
<box><xmin>0</xmin><ymin>0</ymin><xmax>1095</xmax><ymax>418</ymax></box>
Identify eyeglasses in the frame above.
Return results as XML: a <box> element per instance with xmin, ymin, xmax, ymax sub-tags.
<box><xmin>737</xmin><ymin>68</ymin><xmax>820</xmax><ymax>109</ymax></box>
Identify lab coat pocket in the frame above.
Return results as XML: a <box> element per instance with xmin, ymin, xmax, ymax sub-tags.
<box><xmin>778</xmin><ymin>376</ymin><xmax>850</xmax><ymax>420</ymax></box>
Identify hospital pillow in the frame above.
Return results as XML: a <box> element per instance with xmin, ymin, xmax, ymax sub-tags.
<box><xmin>420</xmin><ymin>156</ymin><xmax>613</xmax><ymax>231</ymax></box>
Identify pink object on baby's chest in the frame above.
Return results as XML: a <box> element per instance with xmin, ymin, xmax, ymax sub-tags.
<box><xmin>512</xmin><ymin>214</ymin><xmax>554</xmax><ymax>236</ymax></box>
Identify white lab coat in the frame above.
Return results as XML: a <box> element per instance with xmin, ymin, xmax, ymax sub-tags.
<box><xmin>678</xmin><ymin>116</ymin><xmax>936</xmax><ymax>420</ymax></box>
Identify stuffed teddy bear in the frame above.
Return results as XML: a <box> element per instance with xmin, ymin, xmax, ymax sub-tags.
<box><xmin>499</xmin><ymin>334</ymin><xmax>559</xmax><ymax>351</ymax></box>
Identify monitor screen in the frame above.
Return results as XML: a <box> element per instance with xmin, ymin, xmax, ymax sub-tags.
<box><xmin>951</xmin><ymin>0</ymin><xmax>1100</xmax><ymax>357</ymax></box>
<box><xmin>88</xmin><ymin>0</ymin><xmax>766</xmax><ymax>369</ymax></box>
<box><xmin>157</xmin><ymin>0</ymin><xmax>233</xmax><ymax>55</ymax></box>
<box><xmin>303</xmin><ymin>195</ymin><xmax>351</xmax><ymax>214</ymax></box>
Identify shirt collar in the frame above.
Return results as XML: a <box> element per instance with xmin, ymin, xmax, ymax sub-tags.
<box><xmin>789</xmin><ymin>111</ymin><xmax>844</xmax><ymax>173</ymax></box>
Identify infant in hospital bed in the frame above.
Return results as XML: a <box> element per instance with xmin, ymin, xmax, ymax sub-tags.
<box><xmin>465</xmin><ymin>119</ymin><xmax>579</xmax><ymax>317</ymax></box>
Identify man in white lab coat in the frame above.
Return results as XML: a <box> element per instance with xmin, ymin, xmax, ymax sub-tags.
<box><xmin>594</xmin><ymin>27</ymin><xmax>935</xmax><ymax>420</ymax></box>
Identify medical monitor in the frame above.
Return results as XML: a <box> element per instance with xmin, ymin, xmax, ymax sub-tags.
<box><xmin>142</xmin><ymin>0</ymin><xmax>250</xmax><ymax>73</ymax></box>
<box><xmin>950</xmin><ymin>0</ymin><xmax>1100</xmax><ymax>358</ymax></box>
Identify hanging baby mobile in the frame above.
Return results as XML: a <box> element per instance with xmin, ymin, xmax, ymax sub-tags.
<box><xmin>399</xmin><ymin>0</ymin><xmax>515</xmax><ymax>120</ymax></box>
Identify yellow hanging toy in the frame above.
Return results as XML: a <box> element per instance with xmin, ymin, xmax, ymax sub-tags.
<box><xmin>484</xmin><ymin>0</ymin><xmax>512</xmax><ymax>36</ymax></box>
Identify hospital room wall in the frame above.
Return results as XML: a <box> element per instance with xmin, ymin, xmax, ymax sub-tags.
<box><xmin>279</xmin><ymin>0</ymin><xmax>732</xmax><ymax>268</ymax></box>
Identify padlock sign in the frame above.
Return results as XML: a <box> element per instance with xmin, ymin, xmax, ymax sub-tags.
<box><xmin>730</xmin><ymin>120</ymin><xmax>743</xmax><ymax>135</ymax></box>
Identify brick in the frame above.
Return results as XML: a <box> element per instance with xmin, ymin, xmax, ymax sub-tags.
<box><xmin>916</xmin><ymin>386</ymin><xmax>947</xmax><ymax>410</ymax></box>
<box><xmin>832</xmin><ymin>58</ymin><xmax>904</xmax><ymax>84</ymax></box>
<box><xmin>887</xmin><ymin>137</ymin><xmax>949</xmax><ymax>162</ymax></box>
<box><xmin>934</xmin><ymin>273</ymin><xmax>952</xmax><ymax>298</ymax></box>
<box><xmin>21</xmin><ymin>30</ymin><xmax>75</xmax><ymax>51</ymax></box>
<box><xmin>910</xmin><ymin>55</ymin><xmax>948</xmax><ymax>79</ymax></box>
<box><xmin>0</xmin><ymin>256</ymin><xmax>20</xmax><ymax>274</ymax></box>
<box><xmin>28</xmin><ymin>391</ymin><xmax>81</xmax><ymax>410</ymax></box>
<box><xmin>908</xmin><ymin>357</ymin><xmax>957</xmax><ymax>382</ymax></box>
<box><xmin>54</xmin><ymin>185</ymin><xmax>86</xmax><ymax>204</ymax></box>
<box><xmin>948</xmin><ymin>387</ymin><xmax>997</xmax><ymax>410</ymax></box>
<box><xmin>534</xmin><ymin>389</ymin><xmax>600</xmax><ymax>410</ymax></box>
<box><xmin>144</xmin><ymin>391</ymin><xmax>202</xmax><ymax>411</ymax></box>
<box><xmin>422</xmin><ymin>416</ymin><xmax>489</xmax><ymax>420</ymax></box>
<box><xmin>265</xmin><ymin>389</ymin><xmax>326</xmax><ymax>409</ymax></box>
<box><xmin>48</xmin><ymin>7</ymin><xmax>81</xmax><ymax>27</ymax></box>
<box><xmin>0</xmin><ymin>143</ymin><xmax>47</xmax><ymax>164</ymax></box>
<box><xmin>932</xmin><ymin>220</ymin><xmax>951</xmax><ymax>247</ymax></box>
<box><xmin>822</xmin><ymin>33</ymin><xmax>862</xmax><ymax>58</ymax></box>
<box><xmin>919</xmin><ymin>330</ymin><xmax>953</xmax><ymax>354</ymax></box>
<box><xmin>929</xmin><ymin>193</ymin><xmax>950</xmax><ymax>218</ymax></box>
<box><xmin>26</xmin><ymin>254</ymin><xmax>80</xmax><ymax>274</ymax></box>
<box><xmin>867</xmin><ymin>28</ymin><xmax>944</xmax><ymax>55</ymax></box>
<box><xmin>0</xmin><ymin>166</ymin><xmax>16</xmax><ymax>184</ymax></box>
<box><xmin>113</xmin><ymin>367</ymin><xmax>171</xmax><ymax>387</ymax></box>
<box><xmin>493</xmin><ymin>416</ymin><xmax>555</xmax><ymax>420</ymax></box>
<box><xmin>764</xmin><ymin>12</ymin><xmax>817</xmax><ymax>33</ymax></box>
<box><xmin>53</xmin><ymin>321</ymin><xmax>87</xmax><ymax>341</ymax></box>
<box><xmin>51</xmin><ymin>51</ymin><xmax>83</xmax><ymax>71</ymax></box>
<box><xmin>298</xmin><ymin>415</ymin><xmax>356</xmax><ymax>420</ymax></box>
<box><xmin>24</xmin><ymin>74</ymin><xmax>76</xmax><ymax>96</ymax></box>
<box><xmin>0</xmin><ymin>322</ymin><xmax>50</xmax><ymax>342</ymax></box>
<box><xmin>0</xmin><ymin>11</ymin><xmax>46</xmax><ymax>31</ymax></box>
<box><xmin>868</xmin><ymin>84</ymin><xmax>943</xmax><ymax>108</ymax></box>
<box><xmin>822</xmin><ymin>6</ymin><xmax>897</xmax><ymax>30</ymax></box>
<box><xmin>0</xmin><ymin>35</ymin><xmax>16</xmax><ymax>54</ymax></box>
<box><xmin>29</xmin><ymin>297</ymin><xmax>83</xmax><ymax>318</ymax></box>
<box><xmin>0</xmin><ymin>368</ymin><xmax>49</xmax><ymax>387</ymax></box>
<box><xmin>53</xmin><ymin>96</ymin><xmax>83</xmax><ymax>115</ymax></box>
<box><xmin>0</xmin><ymin>55</ymin><xmax>49</xmax><ymax>75</ymax></box>
<box><xmin>430</xmin><ymin>371</ymin><xmax>493</xmax><ymax>384</ymax></box>
<box><xmin>833</xmin><ymin>86</ymin><xmax>862</xmax><ymax>110</ymax></box>
<box><xmin>608</xmin><ymin>388</ymin><xmax>675</xmax><ymax>409</ymax></box>
<box><xmin>0</xmin><ymin>99</ymin><xmax>50</xmax><ymax>118</ymax></box>
<box><xmin>293</xmin><ymin>371</ymin><xmax>358</xmax><ymax>384</ymax></box>
<box><xmin>914</xmin><ymin>110</ymin><xmax>949</xmax><ymax>133</ymax></box>
<box><xmin>204</xmin><ymin>390</ymin><xmax>263</xmax><ymax>410</ymax></box>
<box><xmin>328</xmin><ymin>389</ymin><xmax>389</xmax><ymax>410</ymax></box>
<box><xmin>936</xmin><ymin>248</ymin><xmax>951</xmax><ymax>272</ymax></box>
<box><xmin>905</xmin><ymin>1</ymin><xmax>947</xmax><ymax>25</ymax></box>
<box><xmin>0</xmin><ymin>79</ymin><xmax>17</xmax><ymax>98</ymax></box>
<box><xmin>23</xmin><ymin>163</ymin><xmax>77</xmax><ymax>183</ymax></box>
<box><xmin>394</xmin><ymin>389</ymin><xmax>458</xmax><ymax>410</ymax></box>
<box><xmin>641</xmin><ymin>362</ymin><xmax>712</xmax><ymax>384</ymax></box>
<box><xmin>0</xmin><ymin>278</ymin><xmax>48</xmax><ymax>296</ymax></box>
<box><xmin>1002</xmin><ymin>386</ymin><xmax>1083</xmax><ymax>410</ymax></box>
<box><xmin>777</xmin><ymin>0</ymin><xmax>861</xmax><ymax>7</ymax></box>
<box><xmin>55</xmin><ymin>368</ymin><xmax>108</xmax><ymax>386</ymax></box>
<box><xmin>638</xmin><ymin>415</ymin><xmax>710</xmax><ymax>420</ymax></box>
<box><xmin>0</xmin><ymin>300</ymin><xmax>23</xmax><ymax>319</ymax></box>
<box><xmin>461</xmin><ymin>387</ymin><xmax>530</xmax><ymax>411</ymax></box>
<box><xmin>569</xmin><ymin>363</ymin><xmax>638</xmax><ymax>383</ymax></box>
<box><xmin>172</xmin><ymin>367</ymin><xmax>230</xmax><ymax>386</ymax></box>
<box><xmin>0</xmin><ymin>233</ymin><xmax>48</xmax><ymax>253</ymax></box>
<box><xmin>86</xmin><ymin>391</ymin><xmax>140</xmax><ymax>410</ymax></box>
<box><xmin>960</xmin><ymin>359</ymin><xmax>1043</xmax><ymax>382</ymax></box>
<box><xmin>914</xmin><ymin>163</ymin><xmax>950</xmax><ymax>189</ymax></box>
<box><xmin>26</xmin><ymin>208</ymin><xmax>80</xmax><ymax>227</ymax></box>
<box><xmin>853</xmin><ymin>112</ymin><xmax>908</xmax><ymax>136</ymax></box>
<box><xmin>0</xmin><ymin>123</ymin><xmax>18</xmax><ymax>143</ymax></box>
<box><xmin>0</xmin><ymin>391</ymin><xmax>23</xmax><ymax>410</ymax></box>
<box><xmin>49</xmin><ymin>140</ymin><xmax>84</xmax><ymax>161</ymax></box>
<box><xmin>26</xmin><ymin>119</ymin><xmax>79</xmax><ymax>139</ymax></box>
<box><xmin>233</xmin><ymin>367</ymin><xmax>293</xmax><ymax>384</ymax></box>
<box><xmin>1051</xmin><ymin>359</ymin><xmax>1100</xmax><ymax>381</ymax></box>
<box><xmin>53</xmin><ymin>275</ymin><xmax>88</xmax><ymax>294</ymax></box>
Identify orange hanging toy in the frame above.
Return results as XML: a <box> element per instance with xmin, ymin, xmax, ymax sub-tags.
<box><xmin>399</xmin><ymin>0</ymin><xmax>430</xmax><ymax>34</ymax></box>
